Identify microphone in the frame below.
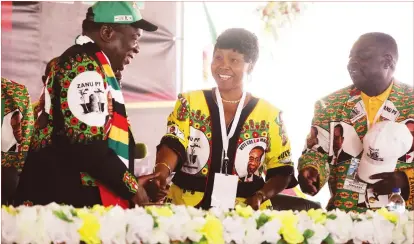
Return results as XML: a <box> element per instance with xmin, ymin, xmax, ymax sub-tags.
<box><xmin>135</xmin><ymin>143</ymin><xmax>148</xmax><ymax>159</ymax></box>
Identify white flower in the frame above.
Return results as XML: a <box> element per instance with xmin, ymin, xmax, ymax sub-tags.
<box><xmin>148</xmin><ymin>229</ymin><xmax>170</xmax><ymax>244</ymax></box>
<box><xmin>41</xmin><ymin>204</ymin><xmax>81</xmax><ymax>244</ymax></box>
<box><xmin>2</xmin><ymin>208</ymin><xmax>18</xmax><ymax>244</ymax></box>
<box><xmin>15</xmin><ymin>206</ymin><xmax>46</xmax><ymax>244</ymax></box>
<box><xmin>99</xmin><ymin>206</ymin><xmax>126</xmax><ymax>244</ymax></box>
<box><xmin>296</xmin><ymin>211</ymin><xmax>313</xmax><ymax>233</ymax></box>
<box><xmin>296</xmin><ymin>211</ymin><xmax>328</xmax><ymax>244</ymax></box>
<box><xmin>244</xmin><ymin>217</ymin><xmax>258</xmax><ymax>231</ymax></box>
<box><xmin>165</xmin><ymin>205</ymin><xmax>196</xmax><ymax>242</ymax></box>
<box><xmin>371</xmin><ymin>214</ymin><xmax>394</xmax><ymax>244</ymax></box>
<box><xmin>324</xmin><ymin>209</ymin><xmax>353</xmax><ymax>243</ymax></box>
<box><xmin>244</xmin><ymin>228</ymin><xmax>263</xmax><ymax>244</ymax></box>
<box><xmin>170</xmin><ymin>205</ymin><xmax>190</xmax><ymax>217</ymax></box>
<box><xmin>186</xmin><ymin>206</ymin><xmax>206</xmax><ymax>218</ymax></box>
<box><xmin>407</xmin><ymin>211</ymin><xmax>414</xmax><ymax>221</ymax></box>
<box><xmin>403</xmin><ymin>220</ymin><xmax>413</xmax><ymax>244</ymax></box>
<box><xmin>352</xmin><ymin>218</ymin><xmax>375</xmax><ymax>244</ymax></box>
<box><xmin>2</xmin><ymin>204</ymin><xmax>411</xmax><ymax>244</ymax></box>
<box><xmin>183</xmin><ymin>216</ymin><xmax>205</xmax><ymax>242</ymax></box>
<box><xmin>209</xmin><ymin>207</ymin><xmax>226</xmax><ymax>220</ymax></box>
<box><xmin>222</xmin><ymin>216</ymin><xmax>246</xmax><ymax>244</ymax></box>
<box><xmin>159</xmin><ymin>213</ymin><xmax>190</xmax><ymax>242</ymax></box>
<box><xmin>126</xmin><ymin>209</ymin><xmax>154</xmax><ymax>244</ymax></box>
<box><xmin>307</xmin><ymin>224</ymin><xmax>329</xmax><ymax>244</ymax></box>
<box><xmin>392</xmin><ymin>227</ymin><xmax>406</xmax><ymax>244</ymax></box>
<box><xmin>260</xmin><ymin>219</ymin><xmax>282</xmax><ymax>244</ymax></box>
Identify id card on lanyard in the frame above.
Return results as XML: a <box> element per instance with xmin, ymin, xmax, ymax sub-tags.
<box><xmin>210</xmin><ymin>88</ymin><xmax>246</xmax><ymax>209</ymax></box>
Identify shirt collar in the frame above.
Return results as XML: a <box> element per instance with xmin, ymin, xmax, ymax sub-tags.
<box><xmin>361</xmin><ymin>81</ymin><xmax>393</xmax><ymax>102</ymax></box>
<box><xmin>74</xmin><ymin>35</ymin><xmax>112</xmax><ymax>67</ymax></box>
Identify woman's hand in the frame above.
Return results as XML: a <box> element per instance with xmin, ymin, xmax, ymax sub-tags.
<box><xmin>131</xmin><ymin>172</ymin><xmax>160</xmax><ymax>206</ymax></box>
<box><xmin>145</xmin><ymin>174</ymin><xmax>169</xmax><ymax>202</ymax></box>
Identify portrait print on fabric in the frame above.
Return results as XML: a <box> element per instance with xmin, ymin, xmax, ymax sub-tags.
<box><xmin>235</xmin><ymin>137</ymin><xmax>267</xmax><ymax>182</ymax></box>
<box><xmin>399</xmin><ymin>119</ymin><xmax>414</xmax><ymax>163</ymax></box>
<box><xmin>302</xmin><ymin>125</ymin><xmax>329</xmax><ymax>155</ymax></box>
<box><xmin>245</xmin><ymin>146</ymin><xmax>265</xmax><ymax>182</ymax></box>
<box><xmin>328</xmin><ymin>121</ymin><xmax>363</xmax><ymax>165</ymax></box>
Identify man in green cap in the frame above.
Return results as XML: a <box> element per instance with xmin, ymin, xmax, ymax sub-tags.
<box><xmin>16</xmin><ymin>1</ymin><xmax>159</xmax><ymax>208</ymax></box>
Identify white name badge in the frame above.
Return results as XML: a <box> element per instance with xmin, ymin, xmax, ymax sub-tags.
<box><xmin>343</xmin><ymin>158</ymin><xmax>367</xmax><ymax>194</ymax></box>
<box><xmin>343</xmin><ymin>178</ymin><xmax>367</xmax><ymax>194</ymax></box>
<box><xmin>211</xmin><ymin>173</ymin><xmax>238</xmax><ymax>209</ymax></box>
<box><xmin>350</xmin><ymin>101</ymin><xmax>365</xmax><ymax>123</ymax></box>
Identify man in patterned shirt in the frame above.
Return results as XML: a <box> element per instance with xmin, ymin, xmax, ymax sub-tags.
<box><xmin>1</xmin><ymin>77</ymin><xmax>34</xmax><ymax>205</ymax></box>
<box><xmin>298</xmin><ymin>32</ymin><xmax>414</xmax><ymax>212</ymax></box>
<box><xmin>15</xmin><ymin>2</ymin><xmax>159</xmax><ymax>208</ymax></box>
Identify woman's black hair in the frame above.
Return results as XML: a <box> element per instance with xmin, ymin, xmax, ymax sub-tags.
<box><xmin>214</xmin><ymin>28</ymin><xmax>259</xmax><ymax>65</ymax></box>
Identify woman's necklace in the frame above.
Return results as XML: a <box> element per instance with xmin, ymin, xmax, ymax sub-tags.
<box><xmin>222</xmin><ymin>98</ymin><xmax>241</xmax><ymax>104</ymax></box>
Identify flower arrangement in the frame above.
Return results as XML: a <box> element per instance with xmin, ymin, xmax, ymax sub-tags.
<box><xmin>2</xmin><ymin>204</ymin><xmax>413</xmax><ymax>244</ymax></box>
<box><xmin>256</xmin><ymin>1</ymin><xmax>309</xmax><ymax>40</ymax></box>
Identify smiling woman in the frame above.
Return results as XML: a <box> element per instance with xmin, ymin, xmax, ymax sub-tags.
<box><xmin>146</xmin><ymin>28</ymin><xmax>298</xmax><ymax>211</ymax></box>
<box><xmin>211</xmin><ymin>28</ymin><xmax>259</xmax><ymax>94</ymax></box>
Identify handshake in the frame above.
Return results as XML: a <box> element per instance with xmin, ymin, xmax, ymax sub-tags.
<box><xmin>130</xmin><ymin>143</ymin><xmax>170</xmax><ymax>206</ymax></box>
<box><xmin>130</xmin><ymin>171</ymin><xmax>170</xmax><ymax>206</ymax></box>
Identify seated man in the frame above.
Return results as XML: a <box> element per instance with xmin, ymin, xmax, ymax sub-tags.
<box><xmin>15</xmin><ymin>1</ymin><xmax>159</xmax><ymax>208</ymax></box>
<box><xmin>298</xmin><ymin>32</ymin><xmax>413</xmax><ymax>212</ymax></box>
<box><xmin>1</xmin><ymin>77</ymin><xmax>34</xmax><ymax>205</ymax></box>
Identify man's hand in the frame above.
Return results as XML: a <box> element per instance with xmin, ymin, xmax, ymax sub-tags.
<box><xmin>307</xmin><ymin>137</ymin><xmax>318</xmax><ymax>149</ymax></box>
<box><xmin>370</xmin><ymin>171</ymin><xmax>408</xmax><ymax>195</ymax></box>
<box><xmin>245</xmin><ymin>192</ymin><xmax>264</xmax><ymax>210</ymax></box>
<box><xmin>131</xmin><ymin>172</ymin><xmax>160</xmax><ymax>206</ymax></box>
<box><xmin>298</xmin><ymin>167</ymin><xmax>319</xmax><ymax>195</ymax></box>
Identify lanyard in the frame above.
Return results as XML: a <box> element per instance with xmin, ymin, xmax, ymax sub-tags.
<box><xmin>215</xmin><ymin>87</ymin><xmax>247</xmax><ymax>175</ymax></box>
<box><xmin>359</xmin><ymin>99</ymin><xmax>387</xmax><ymax>129</ymax></box>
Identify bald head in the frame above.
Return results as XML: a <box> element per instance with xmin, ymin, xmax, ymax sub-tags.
<box><xmin>357</xmin><ymin>32</ymin><xmax>398</xmax><ymax>62</ymax></box>
<box><xmin>348</xmin><ymin>32</ymin><xmax>398</xmax><ymax>96</ymax></box>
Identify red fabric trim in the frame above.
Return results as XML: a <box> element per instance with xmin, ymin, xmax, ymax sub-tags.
<box><xmin>1</xmin><ymin>2</ymin><xmax>12</xmax><ymax>31</ymax></box>
<box><xmin>97</xmin><ymin>183</ymin><xmax>129</xmax><ymax>209</ymax></box>
<box><xmin>95</xmin><ymin>52</ymin><xmax>109</xmax><ymax>65</ymax></box>
<box><xmin>112</xmin><ymin>112</ymin><xmax>129</xmax><ymax>131</ymax></box>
